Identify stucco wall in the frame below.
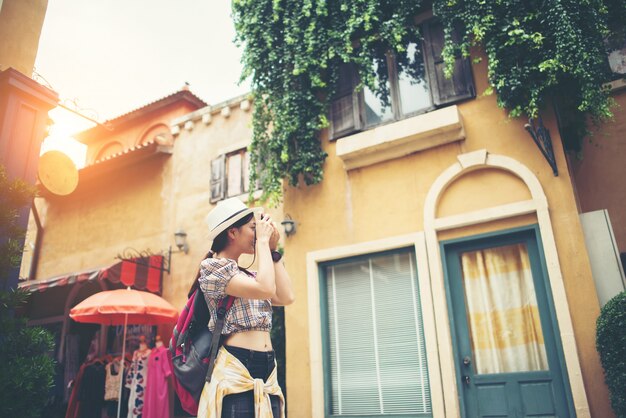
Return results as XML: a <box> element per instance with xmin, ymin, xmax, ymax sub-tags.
<box><xmin>0</xmin><ymin>0</ymin><xmax>48</xmax><ymax>75</ymax></box>
<box><xmin>571</xmin><ymin>85</ymin><xmax>626</xmax><ymax>253</ymax></box>
<box><xmin>282</xmin><ymin>50</ymin><xmax>611</xmax><ymax>417</ymax></box>
<box><xmin>33</xmin><ymin>157</ymin><xmax>168</xmax><ymax>279</ymax></box>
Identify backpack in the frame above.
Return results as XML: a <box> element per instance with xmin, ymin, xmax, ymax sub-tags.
<box><xmin>169</xmin><ymin>288</ymin><xmax>235</xmax><ymax>415</ymax></box>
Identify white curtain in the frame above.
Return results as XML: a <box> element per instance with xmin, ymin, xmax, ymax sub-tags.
<box><xmin>460</xmin><ymin>243</ymin><xmax>548</xmax><ymax>374</ymax></box>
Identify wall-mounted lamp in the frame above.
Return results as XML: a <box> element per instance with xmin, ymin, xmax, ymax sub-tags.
<box><xmin>174</xmin><ymin>229</ymin><xmax>189</xmax><ymax>254</ymax></box>
<box><xmin>281</xmin><ymin>215</ymin><xmax>297</xmax><ymax>237</ymax></box>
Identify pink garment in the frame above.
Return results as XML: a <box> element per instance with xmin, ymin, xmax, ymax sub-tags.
<box><xmin>142</xmin><ymin>345</ymin><xmax>172</xmax><ymax>418</ymax></box>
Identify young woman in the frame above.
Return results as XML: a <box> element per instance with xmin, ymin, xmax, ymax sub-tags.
<box><xmin>196</xmin><ymin>198</ymin><xmax>295</xmax><ymax>418</ymax></box>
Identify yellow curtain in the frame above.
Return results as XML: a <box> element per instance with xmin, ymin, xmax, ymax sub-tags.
<box><xmin>460</xmin><ymin>243</ymin><xmax>548</xmax><ymax>374</ymax></box>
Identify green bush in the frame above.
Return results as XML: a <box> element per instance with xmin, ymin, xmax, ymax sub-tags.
<box><xmin>0</xmin><ymin>289</ymin><xmax>56</xmax><ymax>418</ymax></box>
<box><xmin>597</xmin><ymin>290</ymin><xmax>626</xmax><ymax>417</ymax></box>
<box><xmin>0</xmin><ymin>163</ymin><xmax>56</xmax><ymax>417</ymax></box>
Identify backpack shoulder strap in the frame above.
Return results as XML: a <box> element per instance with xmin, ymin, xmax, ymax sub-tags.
<box><xmin>205</xmin><ymin>295</ymin><xmax>236</xmax><ymax>383</ymax></box>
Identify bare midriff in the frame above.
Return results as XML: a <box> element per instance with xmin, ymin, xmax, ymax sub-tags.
<box><xmin>224</xmin><ymin>330</ymin><xmax>273</xmax><ymax>351</ymax></box>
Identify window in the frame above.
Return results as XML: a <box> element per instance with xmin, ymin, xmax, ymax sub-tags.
<box><xmin>210</xmin><ymin>148</ymin><xmax>257</xmax><ymax>202</ymax></box>
<box><xmin>321</xmin><ymin>249</ymin><xmax>432</xmax><ymax>416</ymax></box>
<box><xmin>330</xmin><ymin>19</ymin><xmax>474</xmax><ymax>139</ymax></box>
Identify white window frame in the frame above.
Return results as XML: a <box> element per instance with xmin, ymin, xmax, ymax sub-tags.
<box><xmin>306</xmin><ymin>232</ymin><xmax>445</xmax><ymax>418</ymax></box>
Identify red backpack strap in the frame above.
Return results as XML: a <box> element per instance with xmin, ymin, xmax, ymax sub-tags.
<box><xmin>169</xmin><ymin>289</ymin><xmax>197</xmax><ymax>355</ymax></box>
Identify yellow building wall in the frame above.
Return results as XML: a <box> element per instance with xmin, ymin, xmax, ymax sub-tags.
<box><xmin>33</xmin><ymin>157</ymin><xmax>168</xmax><ymax>280</ymax></box>
<box><xmin>571</xmin><ymin>84</ymin><xmax>626</xmax><ymax>253</ymax></box>
<box><xmin>282</xmin><ymin>49</ymin><xmax>611</xmax><ymax>417</ymax></box>
<box><xmin>0</xmin><ymin>0</ymin><xmax>48</xmax><ymax>75</ymax></box>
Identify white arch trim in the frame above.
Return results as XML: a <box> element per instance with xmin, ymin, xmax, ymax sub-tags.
<box><xmin>424</xmin><ymin>149</ymin><xmax>590</xmax><ymax>417</ymax></box>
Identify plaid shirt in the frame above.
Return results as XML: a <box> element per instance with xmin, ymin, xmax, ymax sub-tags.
<box><xmin>198</xmin><ymin>257</ymin><xmax>272</xmax><ymax>334</ymax></box>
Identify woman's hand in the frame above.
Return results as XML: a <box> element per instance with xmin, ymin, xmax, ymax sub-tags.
<box><xmin>255</xmin><ymin>214</ymin><xmax>274</xmax><ymax>245</ymax></box>
<box><xmin>269</xmin><ymin>221</ymin><xmax>280</xmax><ymax>251</ymax></box>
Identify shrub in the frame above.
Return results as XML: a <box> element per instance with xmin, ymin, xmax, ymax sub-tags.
<box><xmin>0</xmin><ymin>289</ymin><xmax>55</xmax><ymax>418</ymax></box>
<box><xmin>596</xmin><ymin>290</ymin><xmax>626</xmax><ymax>417</ymax></box>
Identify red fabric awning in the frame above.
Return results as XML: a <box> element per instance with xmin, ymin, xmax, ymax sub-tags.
<box><xmin>18</xmin><ymin>256</ymin><xmax>164</xmax><ymax>294</ymax></box>
<box><xmin>102</xmin><ymin>256</ymin><xmax>163</xmax><ymax>293</ymax></box>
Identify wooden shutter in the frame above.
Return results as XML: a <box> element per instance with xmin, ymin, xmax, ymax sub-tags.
<box><xmin>330</xmin><ymin>63</ymin><xmax>362</xmax><ymax>139</ymax></box>
<box><xmin>423</xmin><ymin>19</ymin><xmax>475</xmax><ymax>106</ymax></box>
<box><xmin>209</xmin><ymin>154</ymin><xmax>225</xmax><ymax>203</ymax></box>
<box><xmin>324</xmin><ymin>250</ymin><xmax>432</xmax><ymax>415</ymax></box>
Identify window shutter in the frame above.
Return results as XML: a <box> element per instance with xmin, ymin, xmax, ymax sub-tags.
<box><xmin>209</xmin><ymin>154</ymin><xmax>225</xmax><ymax>203</ymax></box>
<box><xmin>423</xmin><ymin>19</ymin><xmax>475</xmax><ymax>106</ymax></box>
<box><xmin>324</xmin><ymin>250</ymin><xmax>432</xmax><ymax>415</ymax></box>
<box><xmin>330</xmin><ymin>63</ymin><xmax>362</xmax><ymax>140</ymax></box>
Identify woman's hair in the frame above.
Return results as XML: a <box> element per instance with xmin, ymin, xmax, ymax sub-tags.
<box><xmin>188</xmin><ymin>212</ymin><xmax>255</xmax><ymax>297</ymax></box>
<box><xmin>210</xmin><ymin>212</ymin><xmax>255</xmax><ymax>253</ymax></box>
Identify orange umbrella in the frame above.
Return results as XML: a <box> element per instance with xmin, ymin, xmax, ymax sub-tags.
<box><xmin>70</xmin><ymin>287</ymin><xmax>178</xmax><ymax>418</ymax></box>
<box><xmin>70</xmin><ymin>287</ymin><xmax>178</xmax><ymax>325</ymax></box>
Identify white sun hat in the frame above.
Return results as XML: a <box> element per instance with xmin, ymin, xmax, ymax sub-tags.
<box><xmin>205</xmin><ymin>198</ymin><xmax>263</xmax><ymax>240</ymax></box>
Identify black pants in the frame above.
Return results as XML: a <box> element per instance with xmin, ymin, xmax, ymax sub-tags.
<box><xmin>221</xmin><ymin>345</ymin><xmax>281</xmax><ymax>418</ymax></box>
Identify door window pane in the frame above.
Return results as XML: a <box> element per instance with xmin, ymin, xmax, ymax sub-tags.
<box><xmin>324</xmin><ymin>251</ymin><xmax>431</xmax><ymax>415</ymax></box>
<box><xmin>460</xmin><ymin>243</ymin><xmax>549</xmax><ymax>374</ymax></box>
<box><xmin>398</xmin><ymin>42</ymin><xmax>432</xmax><ymax>115</ymax></box>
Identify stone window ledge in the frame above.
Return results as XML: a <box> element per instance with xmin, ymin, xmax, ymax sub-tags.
<box><xmin>335</xmin><ymin>105</ymin><xmax>465</xmax><ymax>170</ymax></box>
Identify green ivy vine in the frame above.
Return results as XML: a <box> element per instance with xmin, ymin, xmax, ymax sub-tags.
<box><xmin>232</xmin><ymin>0</ymin><xmax>626</xmax><ymax>205</ymax></box>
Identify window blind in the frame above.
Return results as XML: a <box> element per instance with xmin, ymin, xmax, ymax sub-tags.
<box><xmin>324</xmin><ymin>250</ymin><xmax>432</xmax><ymax>416</ymax></box>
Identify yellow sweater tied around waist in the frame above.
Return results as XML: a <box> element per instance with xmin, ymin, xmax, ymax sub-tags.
<box><xmin>198</xmin><ymin>346</ymin><xmax>285</xmax><ymax>418</ymax></box>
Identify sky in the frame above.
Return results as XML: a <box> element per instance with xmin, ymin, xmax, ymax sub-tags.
<box><xmin>35</xmin><ymin>0</ymin><xmax>250</xmax><ymax>167</ymax></box>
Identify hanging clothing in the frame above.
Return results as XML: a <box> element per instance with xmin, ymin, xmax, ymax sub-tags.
<box><xmin>104</xmin><ymin>359</ymin><xmax>123</xmax><ymax>401</ymax></box>
<box><xmin>197</xmin><ymin>347</ymin><xmax>285</xmax><ymax>418</ymax></box>
<box><xmin>64</xmin><ymin>334</ymin><xmax>80</xmax><ymax>403</ymax></box>
<box><xmin>142</xmin><ymin>346</ymin><xmax>173</xmax><ymax>418</ymax></box>
<box><xmin>78</xmin><ymin>361</ymin><xmax>106</xmax><ymax>418</ymax></box>
<box><xmin>125</xmin><ymin>349</ymin><xmax>151</xmax><ymax>418</ymax></box>
<box><xmin>65</xmin><ymin>362</ymin><xmax>87</xmax><ymax>418</ymax></box>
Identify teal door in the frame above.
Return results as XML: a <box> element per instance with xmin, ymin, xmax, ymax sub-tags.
<box><xmin>443</xmin><ymin>227</ymin><xmax>574</xmax><ymax>417</ymax></box>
